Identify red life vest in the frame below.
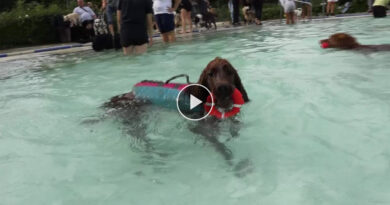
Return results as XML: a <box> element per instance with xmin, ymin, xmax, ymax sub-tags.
<box><xmin>204</xmin><ymin>88</ymin><xmax>244</xmax><ymax>119</ymax></box>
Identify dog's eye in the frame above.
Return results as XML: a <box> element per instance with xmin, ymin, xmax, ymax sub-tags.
<box><xmin>208</xmin><ymin>72</ymin><xmax>213</xmax><ymax>77</ymax></box>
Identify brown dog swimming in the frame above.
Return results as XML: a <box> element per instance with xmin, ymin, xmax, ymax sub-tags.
<box><xmin>101</xmin><ymin>58</ymin><xmax>250</xmax><ymax>172</ymax></box>
<box><xmin>191</xmin><ymin>57</ymin><xmax>249</xmax><ymax>110</ymax></box>
<box><xmin>320</xmin><ymin>33</ymin><xmax>390</xmax><ymax>52</ymax></box>
<box><xmin>105</xmin><ymin>57</ymin><xmax>249</xmax><ymax>113</ymax></box>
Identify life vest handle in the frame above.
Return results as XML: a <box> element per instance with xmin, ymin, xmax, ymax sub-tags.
<box><xmin>165</xmin><ymin>74</ymin><xmax>190</xmax><ymax>84</ymax></box>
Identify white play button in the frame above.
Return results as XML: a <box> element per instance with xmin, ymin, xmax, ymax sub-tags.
<box><xmin>190</xmin><ymin>94</ymin><xmax>202</xmax><ymax>110</ymax></box>
<box><xmin>176</xmin><ymin>84</ymin><xmax>213</xmax><ymax>121</ymax></box>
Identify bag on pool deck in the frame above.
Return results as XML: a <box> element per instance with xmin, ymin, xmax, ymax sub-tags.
<box><xmin>133</xmin><ymin>74</ymin><xmax>202</xmax><ymax>113</ymax></box>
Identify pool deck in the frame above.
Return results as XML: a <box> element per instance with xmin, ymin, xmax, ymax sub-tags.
<box><xmin>0</xmin><ymin>12</ymin><xmax>382</xmax><ymax>62</ymax></box>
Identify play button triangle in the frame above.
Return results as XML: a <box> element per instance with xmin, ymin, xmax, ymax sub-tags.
<box><xmin>190</xmin><ymin>94</ymin><xmax>202</xmax><ymax>110</ymax></box>
<box><xmin>176</xmin><ymin>84</ymin><xmax>213</xmax><ymax>121</ymax></box>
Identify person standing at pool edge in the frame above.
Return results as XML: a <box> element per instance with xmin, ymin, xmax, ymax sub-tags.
<box><xmin>117</xmin><ymin>0</ymin><xmax>154</xmax><ymax>55</ymax></box>
<box><xmin>73</xmin><ymin>0</ymin><xmax>97</xmax><ymax>41</ymax></box>
<box><xmin>326</xmin><ymin>0</ymin><xmax>338</xmax><ymax>16</ymax></box>
<box><xmin>252</xmin><ymin>0</ymin><xmax>264</xmax><ymax>25</ymax></box>
<box><xmin>179</xmin><ymin>0</ymin><xmax>193</xmax><ymax>33</ymax></box>
<box><xmin>372</xmin><ymin>0</ymin><xmax>389</xmax><ymax>17</ymax></box>
<box><xmin>153</xmin><ymin>0</ymin><xmax>182</xmax><ymax>43</ymax></box>
<box><xmin>102</xmin><ymin>0</ymin><xmax>119</xmax><ymax>36</ymax></box>
<box><xmin>280</xmin><ymin>0</ymin><xmax>296</xmax><ymax>24</ymax></box>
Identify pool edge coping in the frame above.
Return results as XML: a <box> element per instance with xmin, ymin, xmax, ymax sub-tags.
<box><xmin>0</xmin><ymin>12</ymin><xmax>384</xmax><ymax>61</ymax></box>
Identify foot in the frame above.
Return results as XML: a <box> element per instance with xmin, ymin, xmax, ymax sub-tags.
<box><xmin>255</xmin><ymin>19</ymin><xmax>262</xmax><ymax>25</ymax></box>
<box><xmin>232</xmin><ymin>22</ymin><xmax>241</xmax><ymax>27</ymax></box>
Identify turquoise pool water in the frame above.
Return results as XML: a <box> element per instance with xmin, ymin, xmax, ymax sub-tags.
<box><xmin>1</xmin><ymin>17</ymin><xmax>390</xmax><ymax>205</ymax></box>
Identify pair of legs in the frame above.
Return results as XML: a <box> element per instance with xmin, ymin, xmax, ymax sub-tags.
<box><xmin>122</xmin><ymin>44</ymin><xmax>148</xmax><ymax>55</ymax></box>
<box><xmin>120</xmin><ymin>25</ymin><xmax>150</xmax><ymax>55</ymax></box>
<box><xmin>180</xmin><ymin>9</ymin><xmax>192</xmax><ymax>33</ymax></box>
<box><xmin>232</xmin><ymin>0</ymin><xmax>240</xmax><ymax>24</ymax></box>
<box><xmin>155</xmin><ymin>14</ymin><xmax>176</xmax><ymax>43</ymax></box>
<box><xmin>302</xmin><ymin>4</ymin><xmax>312</xmax><ymax>19</ymax></box>
<box><xmin>228</xmin><ymin>0</ymin><xmax>234</xmax><ymax>22</ymax></box>
<box><xmin>327</xmin><ymin>1</ymin><xmax>336</xmax><ymax>15</ymax></box>
<box><xmin>286</xmin><ymin>12</ymin><xmax>295</xmax><ymax>24</ymax></box>
<box><xmin>367</xmin><ymin>0</ymin><xmax>374</xmax><ymax>12</ymax></box>
<box><xmin>253</xmin><ymin>0</ymin><xmax>264</xmax><ymax>25</ymax></box>
<box><xmin>161</xmin><ymin>31</ymin><xmax>176</xmax><ymax>43</ymax></box>
<box><xmin>106</xmin><ymin>5</ymin><xmax>117</xmax><ymax>35</ymax></box>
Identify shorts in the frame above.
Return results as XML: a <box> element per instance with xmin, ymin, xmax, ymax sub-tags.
<box><xmin>180</xmin><ymin>0</ymin><xmax>193</xmax><ymax>12</ymax></box>
<box><xmin>284</xmin><ymin>1</ymin><xmax>296</xmax><ymax>13</ymax></box>
<box><xmin>373</xmin><ymin>6</ymin><xmax>386</xmax><ymax>18</ymax></box>
<box><xmin>155</xmin><ymin>13</ymin><xmax>175</xmax><ymax>34</ymax></box>
<box><xmin>327</xmin><ymin>0</ymin><xmax>338</xmax><ymax>2</ymax></box>
<box><xmin>106</xmin><ymin>5</ymin><xmax>117</xmax><ymax>25</ymax></box>
<box><xmin>120</xmin><ymin>24</ymin><xmax>148</xmax><ymax>47</ymax></box>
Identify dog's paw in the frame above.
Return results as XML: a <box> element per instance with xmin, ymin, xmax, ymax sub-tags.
<box><xmin>233</xmin><ymin>158</ymin><xmax>254</xmax><ymax>178</ymax></box>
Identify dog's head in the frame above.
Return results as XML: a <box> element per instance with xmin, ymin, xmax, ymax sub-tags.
<box><xmin>64</xmin><ymin>13</ymin><xmax>80</xmax><ymax>27</ymax></box>
<box><xmin>320</xmin><ymin>33</ymin><xmax>360</xmax><ymax>49</ymax></box>
<box><xmin>195</xmin><ymin>57</ymin><xmax>249</xmax><ymax>109</ymax></box>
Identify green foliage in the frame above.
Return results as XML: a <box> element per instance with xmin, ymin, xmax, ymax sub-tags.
<box><xmin>347</xmin><ymin>0</ymin><xmax>368</xmax><ymax>13</ymax></box>
<box><xmin>262</xmin><ymin>4</ymin><xmax>282</xmax><ymax>20</ymax></box>
<box><xmin>0</xmin><ymin>0</ymin><xmax>69</xmax><ymax>49</ymax></box>
<box><xmin>0</xmin><ymin>0</ymin><xmax>372</xmax><ymax>49</ymax></box>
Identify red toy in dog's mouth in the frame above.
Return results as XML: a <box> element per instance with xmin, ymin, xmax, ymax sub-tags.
<box><xmin>321</xmin><ymin>42</ymin><xmax>330</xmax><ymax>49</ymax></box>
<box><xmin>204</xmin><ymin>88</ymin><xmax>244</xmax><ymax>119</ymax></box>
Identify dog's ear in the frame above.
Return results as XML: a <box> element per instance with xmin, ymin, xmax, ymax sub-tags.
<box><xmin>225</xmin><ymin>61</ymin><xmax>250</xmax><ymax>103</ymax></box>
<box><xmin>198</xmin><ymin>67</ymin><xmax>209</xmax><ymax>88</ymax></box>
<box><xmin>194</xmin><ymin>64</ymin><xmax>211</xmax><ymax>101</ymax></box>
<box><xmin>233</xmin><ymin>72</ymin><xmax>249</xmax><ymax>102</ymax></box>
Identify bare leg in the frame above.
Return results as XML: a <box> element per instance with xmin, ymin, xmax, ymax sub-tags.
<box><xmin>186</xmin><ymin>11</ymin><xmax>192</xmax><ymax>32</ymax></box>
<box><xmin>167</xmin><ymin>31</ymin><xmax>176</xmax><ymax>43</ymax></box>
<box><xmin>286</xmin><ymin>13</ymin><xmax>290</xmax><ymax>24</ymax></box>
<box><xmin>330</xmin><ymin>2</ymin><xmax>335</xmax><ymax>14</ymax></box>
<box><xmin>181</xmin><ymin>9</ymin><xmax>187</xmax><ymax>33</ymax></box>
<box><xmin>326</xmin><ymin>2</ymin><xmax>330</xmax><ymax>14</ymax></box>
<box><xmin>161</xmin><ymin>33</ymin><xmax>169</xmax><ymax>43</ymax></box>
<box><xmin>291</xmin><ymin>12</ymin><xmax>295</xmax><ymax>24</ymax></box>
<box><xmin>123</xmin><ymin>46</ymin><xmax>134</xmax><ymax>55</ymax></box>
<box><xmin>180</xmin><ymin>9</ymin><xmax>186</xmax><ymax>33</ymax></box>
<box><xmin>108</xmin><ymin>24</ymin><xmax>115</xmax><ymax>36</ymax></box>
<box><xmin>134</xmin><ymin>44</ymin><xmax>148</xmax><ymax>55</ymax></box>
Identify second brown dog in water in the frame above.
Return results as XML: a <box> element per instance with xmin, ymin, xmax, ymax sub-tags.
<box><xmin>320</xmin><ymin>33</ymin><xmax>390</xmax><ymax>52</ymax></box>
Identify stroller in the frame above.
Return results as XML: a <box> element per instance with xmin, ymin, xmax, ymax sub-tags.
<box><xmin>192</xmin><ymin>0</ymin><xmax>217</xmax><ymax>30</ymax></box>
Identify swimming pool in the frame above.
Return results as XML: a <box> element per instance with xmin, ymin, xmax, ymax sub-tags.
<box><xmin>1</xmin><ymin>16</ymin><xmax>390</xmax><ymax>204</ymax></box>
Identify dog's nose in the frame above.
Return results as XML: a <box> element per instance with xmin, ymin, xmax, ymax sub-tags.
<box><xmin>216</xmin><ymin>84</ymin><xmax>233</xmax><ymax>98</ymax></box>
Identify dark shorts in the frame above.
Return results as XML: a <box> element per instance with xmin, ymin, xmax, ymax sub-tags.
<box><xmin>180</xmin><ymin>0</ymin><xmax>193</xmax><ymax>12</ymax></box>
<box><xmin>106</xmin><ymin>5</ymin><xmax>117</xmax><ymax>25</ymax></box>
<box><xmin>155</xmin><ymin>13</ymin><xmax>175</xmax><ymax>34</ymax></box>
<box><xmin>120</xmin><ymin>24</ymin><xmax>148</xmax><ymax>47</ymax></box>
<box><xmin>373</xmin><ymin>6</ymin><xmax>386</xmax><ymax>18</ymax></box>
